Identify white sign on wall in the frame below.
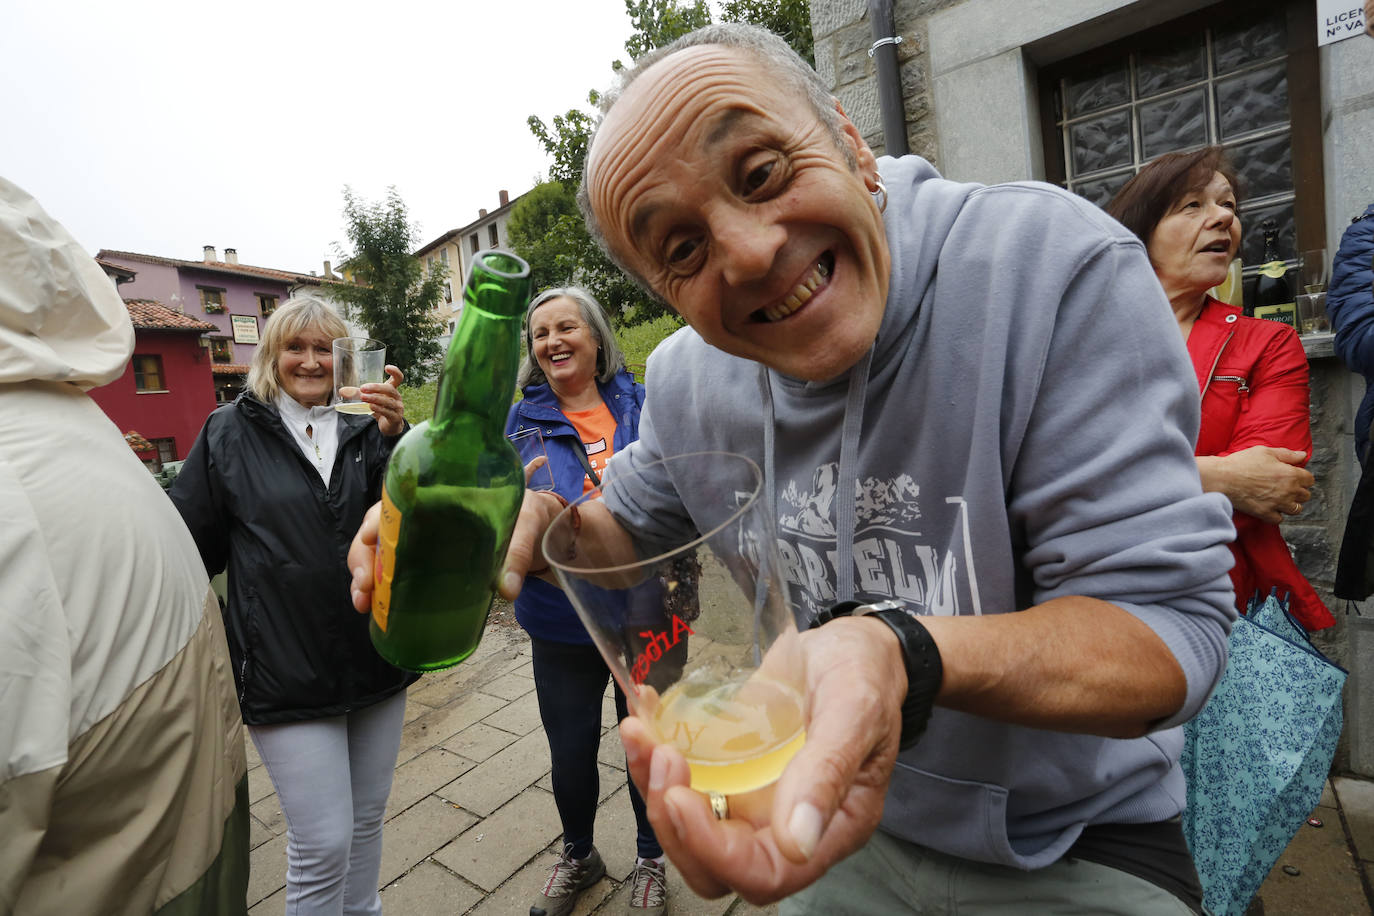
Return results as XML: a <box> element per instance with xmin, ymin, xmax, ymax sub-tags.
<box><xmin>1318</xmin><ymin>0</ymin><xmax>1367</xmax><ymax>46</ymax></box>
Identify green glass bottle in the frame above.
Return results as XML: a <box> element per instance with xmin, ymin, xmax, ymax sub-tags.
<box><xmin>370</xmin><ymin>250</ymin><xmax>532</xmax><ymax>671</ymax></box>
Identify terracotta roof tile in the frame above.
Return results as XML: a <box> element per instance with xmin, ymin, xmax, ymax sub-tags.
<box><xmin>211</xmin><ymin>364</ymin><xmax>250</xmax><ymax>376</ymax></box>
<box><xmin>123</xmin><ymin>298</ymin><xmax>218</xmax><ymax>331</ymax></box>
<box><xmin>96</xmin><ymin>249</ymin><xmax>342</xmax><ymax>286</ymax></box>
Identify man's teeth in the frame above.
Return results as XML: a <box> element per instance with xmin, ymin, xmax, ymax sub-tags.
<box><xmin>762</xmin><ymin>258</ymin><xmax>831</xmax><ymax>322</ymax></box>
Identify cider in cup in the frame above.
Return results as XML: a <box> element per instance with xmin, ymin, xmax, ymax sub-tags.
<box><xmin>648</xmin><ymin>666</ymin><xmax>806</xmax><ymax>795</ymax></box>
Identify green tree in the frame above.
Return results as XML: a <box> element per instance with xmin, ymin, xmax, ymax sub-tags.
<box><xmin>720</xmin><ymin>0</ymin><xmax>813</xmax><ymax>67</ymax></box>
<box><xmin>331</xmin><ymin>187</ymin><xmax>446</xmax><ymax>384</ymax></box>
<box><xmin>617</xmin><ymin>0</ymin><xmax>712</xmax><ymax>68</ymax></box>
<box><xmin>522</xmin><ymin>0</ymin><xmax>814</xmax><ymax>325</ymax></box>
<box><xmin>504</xmin><ymin>181</ymin><xmax>582</xmax><ymax>293</ymax></box>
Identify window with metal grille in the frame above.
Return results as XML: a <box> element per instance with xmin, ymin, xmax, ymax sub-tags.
<box><xmin>1040</xmin><ymin>0</ymin><xmax>1323</xmax><ymax>307</ymax></box>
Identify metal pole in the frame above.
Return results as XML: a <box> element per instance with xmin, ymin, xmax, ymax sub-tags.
<box><xmin>867</xmin><ymin>0</ymin><xmax>909</xmax><ymax>157</ymax></box>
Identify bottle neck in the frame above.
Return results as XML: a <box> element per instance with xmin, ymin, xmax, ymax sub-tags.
<box><xmin>431</xmin><ymin>251</ymin><xmax>531</xmax><ymax>429</ymax></box>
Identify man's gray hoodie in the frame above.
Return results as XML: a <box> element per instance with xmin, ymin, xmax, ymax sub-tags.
<box><xmin>606</xmin><ymin>156</ymin><xmax>1236</xmax><ymax>870</ymax></box>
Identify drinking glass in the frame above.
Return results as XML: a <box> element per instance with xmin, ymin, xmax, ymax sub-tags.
<box><xmin>1300</xmin><ymin>249</ymin><xmax>1330</xmax><ymax>295</ymax></box>
<box><xmin>1297</xmin><ymin>291</ymin><xmax>1330</xmax><ymax>336</ymax></box>
<box><xmin>543</xmin><ymin>451</ymin><xmax>806</xmax><ymax>797</ymax></box>
<box><xmin>508</xmin><ymin>427</ymin><xmax>554</xmax><ymax>491</ymax></box>
<box><xmin>333</xmin><ymin>337</ymin><xmax>387</xmax><ymax>414</ymax></box>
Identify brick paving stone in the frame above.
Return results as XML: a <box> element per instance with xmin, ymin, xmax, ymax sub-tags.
<box><xmin>1249</xmin><ymin>801</ymin><xmax>1371</xmax><ymax>916</ymax></box>
<box><xmin>442</xmin><ymin>721</ymin><xmax>520</xmax><ymax>763</ymax></box>
<box><xmin>480</xmin><ymin>670</ymin><xmax>537</xmax><ymax>701</ymax></box>
<box><xmin>536</xmin><ymin>762</ymin><xmax>624</xmax><ymax>805</ymax></box>
<box><xmin>431</xmin><ymin>788</ymin><xmax>564</xmax><ymax>891</ymax></box>
<box><xmin>469</xmin><ymin>849</ymin><xmax>615</xmax><ymax>916</ymax></box>
<box><xmin>592</xmin><ymin>784</ymin><xmax>649</xmax><ymax>880</ymax></box>
<box><xmin>397</xmin><ymin>691</ymin><xmax>507</xmax><ymax>765</ymax></box>
<box><xmin>1338</xmin><ymin>775</ymin><xmax>1374</xmax><ymax>865</ymax></box>
<box><xmin>602</xmin><ymin>694</ymin><xmax>619</xmax><ymax>729</ymax></box>
<box><xmin>597</xmin><ymin>726</ymin><xmax>628</xmax><ymax>771</ymax></box>
<box><xmin>246</xmin><ymin>762</ymin><xmax>274</xmax><ymax>804</ymax></box>
<box><xmin>244</xmin><ymin>736</ymin><xmax>261</xmax><ymax>769</ymax></box>
<box><xmin>377</xmin><ymin>795</ymin><xmax>479</xmax><ymax>888</ymax></box>
<box><xmin>247</xmin><ymin>812</ymin><xmax>275</xmax><ymax>851</ymax></box>
<box><xmin>379</xmin><ymin>859</ymin><xmax>484</xmax><ymax>914</ymax></box>
<box><xmin>387</xmin><ymin>747</ymin><xmax>476</xmax><ymax>818</ymax></box>
<box><xmin>246</xmin><ymin>886</ymin><xmax>284</xmax><ymax>914</ymax></box>
<box><xmin>481</xmin><ymin>688</ymin><xmax>544</xmax><ymax>736</ymax></box>
<box><xmin>402</xmin><ymin>689</ymin><xmax>431</xmax><ymax>723</ymax></box>
<box><xmin>437</xmin><ymin>730</ymin><xmax>552</xmax><ymax>816</ymax></box>
<box><xmin>247</xmin><ymin>832</ymin><xmax>287</xmax><ymax>906</ymax></box>
<box><xmin>249</xmin><ymin>793</ymin><xmax>284</xmax><ymax>838</ymax></box>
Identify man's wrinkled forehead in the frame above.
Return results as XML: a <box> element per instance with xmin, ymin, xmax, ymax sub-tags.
<box><xmin>588</xmin><ymin>44</ymin><xmax>755</xmax><ymax>188</ymax></box>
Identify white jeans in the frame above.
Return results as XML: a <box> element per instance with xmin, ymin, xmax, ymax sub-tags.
<box><xmin>249</xmin><ymin>690</ymin><xmax>407</xmax><ymax>916</ymax></box>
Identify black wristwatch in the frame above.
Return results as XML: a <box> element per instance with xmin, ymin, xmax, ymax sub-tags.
<box><xmin>811</xmin><ymin>600</ymin><xmax>943</xmax><ymax>751</ymax></box>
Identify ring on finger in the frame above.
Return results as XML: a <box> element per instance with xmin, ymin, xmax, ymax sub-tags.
<box><xmin>709</xmin><ymin>791</ymin><xmax>729</xmax><ymax>820</ymax></box>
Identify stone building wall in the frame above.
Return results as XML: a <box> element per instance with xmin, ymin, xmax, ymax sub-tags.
<box><xmin>813</xmin><ymin>0</ymin><xmax>972</xmax><ymax>163</ymax></box>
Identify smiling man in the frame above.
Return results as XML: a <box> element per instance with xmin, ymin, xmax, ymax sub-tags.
<box><xmin>352</xmin><ymin>21</ymin><xmax>1237</xmax><ymax>916</ymax></box>
<box><xmin>568</xmin><ymin>23</ymin><xmax>1237</xmax><ymax>915</ymax></box>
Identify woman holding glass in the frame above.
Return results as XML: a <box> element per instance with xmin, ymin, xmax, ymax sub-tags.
<box><xmin>504</xmin><ymin>286</ymin><xmax>670</xmax><ymax>916</ymax></box>
<box><xmin>171</xmin><ymin>297</ymin><xmax>416</xmax><ymax>914</ymax></box>
<box><xmin>1108</xmin><ymin>147</ymin><xmax>1333</xmax><ymax>630</ymax></box>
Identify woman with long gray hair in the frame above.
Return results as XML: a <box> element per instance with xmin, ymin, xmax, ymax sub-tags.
<box><xmin>504</xmin><ymin>286</ymin><xmax>670</xmax><ymax>916</ymax></box>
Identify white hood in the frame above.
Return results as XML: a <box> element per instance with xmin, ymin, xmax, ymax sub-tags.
<box><xmin>0</xmin><ymin>176</ymin><xmax>133</xmax><ymax>388</ymax></box>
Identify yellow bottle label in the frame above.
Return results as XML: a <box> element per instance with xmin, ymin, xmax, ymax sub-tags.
<box><xmin>373</xmin><ymin>484</ymin><xmax>401</xmax><ymax>633</ymax></box>
<box><xmin>1257</xmin><ymin>260</ymin><xmax>1288</xmax><ymax>279</ymax></box>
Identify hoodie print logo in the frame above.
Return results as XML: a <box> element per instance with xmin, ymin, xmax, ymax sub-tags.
<box><xmin>776</xmin><ymin>462</ymin><xmax>981</xmax><ymax>620</ymax></box>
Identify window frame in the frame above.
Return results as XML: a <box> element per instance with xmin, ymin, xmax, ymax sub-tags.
<box><xmin>256</xmin><ymin>293</ymin><xmax>278</xmax><ymax>316</ymax></box>
<box><xmin>198</xmin><ymin>285</ymin><xmax>227</xmax><ymax>313</ymax></box>
<box><xmin>132</xmin><ymin>354</ymin><xmax>166</xmax><ymax>392</ymax></box>
<box><xmin>1037</xmin><ymin>0</ymin><xmax>1324</xmax><ymax>256</ymax></box>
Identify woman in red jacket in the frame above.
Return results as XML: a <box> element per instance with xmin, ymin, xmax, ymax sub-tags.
<box><xmin>1108</xmin><ymin>147</ymin><xmax>1333</xmax><ymax>630</ymax></box>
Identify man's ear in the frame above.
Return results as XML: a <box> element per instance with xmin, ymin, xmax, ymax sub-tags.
<box><xmin>833</xmin><ymin>99</ymin><xmax>881</xmax><ymax>185</ymax></box>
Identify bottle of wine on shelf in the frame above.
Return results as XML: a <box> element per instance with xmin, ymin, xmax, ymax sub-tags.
<box><xmin>1252</xmin><ymin>218</ymin><xmax>1296</xmax><ymax>327</ymax></box>
<box><xmin>370</xmin><ymin>250</ymin><xmax>532</xmax><ymax>671</ymax></box>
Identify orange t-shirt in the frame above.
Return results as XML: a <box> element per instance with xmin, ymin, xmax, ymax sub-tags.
<box><xmin>565</xmin><ymin>402</ymin><xmax>618</xmax><ymax>495</ymax></box>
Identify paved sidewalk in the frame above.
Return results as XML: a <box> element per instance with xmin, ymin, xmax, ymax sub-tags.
<box><xmin>243</xmin><ymin>620</ymin><xmax>776</xmax><ymax>915</ymax></box>
<box><xmin>240</xmin><ymin>615</ymin><xmax>1374</xmax><ymax>915</ymax></box>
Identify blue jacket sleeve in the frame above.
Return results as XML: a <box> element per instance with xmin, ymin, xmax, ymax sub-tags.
<box><xmin>1329</xmin><ymin>205</ymin><xmax>1374</xmax><ymax>376</ymax></box>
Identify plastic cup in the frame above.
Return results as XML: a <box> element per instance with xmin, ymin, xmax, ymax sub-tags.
<box><xmin>543</xmin><ymin>450</ymin><xmax>806</xmax><ymax>797</ymax></box>
<box><xmin>509</xmin><ymin>427</ymin><xmax>554</xmax><ymax>491</ymax></box>
<box><xmin>333</xmin><ymin>338</ymin><xmax>386</xmax><ymax>414</ymax></box>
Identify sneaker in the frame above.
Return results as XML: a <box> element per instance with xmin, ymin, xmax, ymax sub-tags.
<box><xmin>530</xmin><ymin>844</ymin><xmax>605</xmax><ymax>916</ymax></box>
<box><xmin>627</xmin><ymin>859</ymin><xmax>668</xmax><ymax>914</ymax></box>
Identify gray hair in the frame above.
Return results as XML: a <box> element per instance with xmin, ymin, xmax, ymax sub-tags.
<box><xmin>576</xmin><ymin>23</ymin><xmax>851</xmax><ymax>304</ymax></box>
<box><xmin>246</xmin><ymin>296</ymin><xmax>349</xmax><ymax>402</ymax></box>
<box><xmin>517</xmin><ymin>286</ymin><xmax>627</xmax><ymax>389</ymax></box>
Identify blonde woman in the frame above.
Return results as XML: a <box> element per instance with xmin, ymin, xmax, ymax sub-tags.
<box><xmin>171</xmin><ymin>298</ymin><xmax>414</xmax><ymax>915</ymax></box>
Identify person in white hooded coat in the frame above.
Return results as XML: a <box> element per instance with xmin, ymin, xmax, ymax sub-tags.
<box><xmin>0</xmin><ymin>176</ymin><xmax>249</xmax><ymax>915</ymax></box>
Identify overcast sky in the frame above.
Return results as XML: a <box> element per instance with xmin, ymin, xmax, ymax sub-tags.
<box><xmin>0</xmin><ymin>0</ymin><xmax>636</xmax><ymax>273</ymax></box>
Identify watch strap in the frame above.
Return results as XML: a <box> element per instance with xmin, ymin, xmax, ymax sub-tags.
<box><xmin>812</xmin><ymin>600</ymin><xmax>942</xmax><ymax>751</ymax></box>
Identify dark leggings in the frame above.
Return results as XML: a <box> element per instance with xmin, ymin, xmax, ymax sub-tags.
<box><xmin>529</xmin><ymin>635</ymin><xmax>662</xmax><ymax>860</ymax></box>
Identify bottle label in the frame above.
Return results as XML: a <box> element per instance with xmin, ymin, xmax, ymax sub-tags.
<box><xmin>1258</xmin><ymin>260</ymin><xmax>1288</xmax><ymax>279</ymax></box>
<box><xmin>1254</xmin><ymin>303</ymin><xmax>1297</xmax><ymax>327</ymax></box>
<box><xmin>373</xmin><ymin>484</ymin><xmax>401</xmax><ymax>632</ymax></box>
